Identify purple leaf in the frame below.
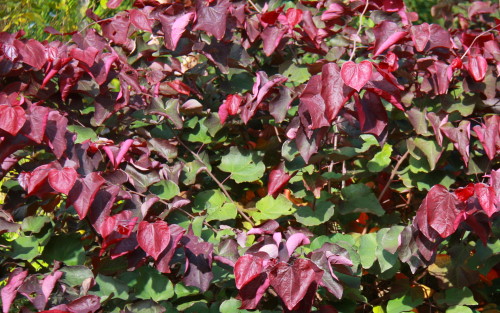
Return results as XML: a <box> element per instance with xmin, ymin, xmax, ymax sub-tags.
<box><xmin>468</xmin><ymin>1</ymin><xmax>495</xmax><ymax>18</ymax></box>
<box><xmin>299</xmin><ymin>75</ymin><xmax>330</xmax><ymax>129</ymax></box>
<box><xmin>14</xmin><ymin>39</ymin><xmax>46</xmax><ymax>69</ymax></box>
<box><xmin>21</xmin><ymin>104</ymin><xmax>49</xmax><ymax>143</ymax></box>
<box><xmin>410</xmin><ymin>23</ymin><xmax>430</xmax><ymax>52</ymax></box>
<box><xmin>321</xmin><ymin>63</ymin><xmax>354</xmax><ymax>123</ymax></box>
<box><xmin>372</xmin><ymin>21</ymin><xmax>407</xmax><ymax>56</ymax></box>
<box><xmin>247</xmin><ymin>220</ymin><xmax>280</xmax><ymax>235</ymax></box>
<box><xmin>364</xmin><ymin>68</ymin><xmax>404</xmax><ymax>111</ymax></box>
<box><xmin>0</xmin><ymin>105</ymin><xmax>26</xmax><ymax>135</ymax></box>
<box><xmin>1</xmin><ymin>268</ymin><xmax>28</xmax><ymax>313</ymax></box>
<box><xmin>354</xmin><ymin>91</ymin><xmax>388</xmax><ymax>137</ymax></box>
<box><xmin>40</xmin><ymin>271</ymin><xmax>63</xmax><ymax>310</ymax></box>
<box><xmin>193</xmin><ymin>0</ymin><xmax>231</xmax><ymax>40</ymax></box>
<box><xmin>100</xmin><ymin>13</ymin><xmax>130</xmax><ymax>45</ymax></box>
<box><xmin>181</xmin><ymin>232</ymin><xmax>214</xmax><ymax>292</ymax></box>
<box><xmin>473</xmin><ymin>115</ymin><xmax>499</xmax><ymax>161</ymax></box>
<box><xmin>45</xmin><ymin>110</ymin><xmax>68</xmax><ymax>159</ymax></box>
<box><xmin>67</xmin><ymin>172</ymin><xmax>106</xmax><ymax>220</ymax></box>
<box><xmin>234</xmin><ymin>255</ymin><xmax>266</xmax><ymax>289</ymax></box>
<box><xmin>426</xmin><ymin>112</ymin><xmax>448</xmax><ymax>146</ymax></box>
<box><xmin>269</xmin><ymin>86</ymin><xmax>293</xmax><ymax>123</ymax></box>
<box><xmin>66</xmin><ymin>295</ymin><xmax>101</xmax><ymax>313</ymax></box>
<box><xmin>88</xmin><ymin>185</ymin><xmax>120</xmax><ymax>235</ymax></box>
<box><xmin>341</xmin><ymin>61</ymin><xmax>372</xmax><ymax>92</ymax></box>
<box><xmin>285</xmin><ymin>233</ymin><xmax>310</xmax><ymax>256</ymax></box>
<box><xmin>155</xmin><ymin>224</ymin><xmax>185</xmax><ymax>273</ymax></box>
<box><xmin>159</xmin><ymin>12</ymin><xmax>194</xmax><ymax>51</ymax></box>
<box><xmin>268</xmin><ymin>162</ymin><xmax>292</xmax><ymax>197</ymax></box>
<box><xmin>219</xmin><ymin>94</ymin><xmax>242</xmax><ymax>124</ymax></box>
<box><xmin>261</xmin><ymin>26</ymin><xmax>286</xmax><ymax>56</ymax></box>
<box><xmin>129</xmin><ymin>9</ymin><xmax>153</xmax><ymax>32</ymax></box>
<box><xmin>269</xmin><ymin>259</ymin><xmax>323</xmax><ymax>310</ymax></box>
<box><xmin>48</xmin><ymin>167</ymin><xmax>78</xmax><ymax>195</ymax></box>
<box><xmin>237</xmin><ymin>272</ymin><xmax>270</xmax><ymax>310</ymax></box>
<box><xmin>106</xmin><ymin>0</ymin><xmax>123</xmax><ymax>9</ymax></box>
<box><xmin>428</xmin><ymin>24</ymin><xmax>451</xmax><ymax>50</ymax></box>
<box><xmin>137</xmin><ymin>220</ymin><xmax>171</xmax><ymax>260</ymax></box>
<box><xmin>441</xmin><ymin>120</ymin><xmax>470</xmax><ymax>166</ymax></box>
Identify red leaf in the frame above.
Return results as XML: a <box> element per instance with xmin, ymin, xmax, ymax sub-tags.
<box><xmin>321</xmin><ymin>63</ymin><xmax>354</xmax><ymax>123</ymax></box>
<box><xmin>410</xmin><ymin>23</ymin><xmax>430</xmax><ymax>52</ymax></box>
<box><xmin>155</xmin><ymin>224</ymin><xmax>185</xmax><ymax>273</ymax></box>
<box><xmin>137</xmin><ymin>220</ymin><xmax>171</xmax><ymax>260</ymax></box>
<box><xmin>340</xmin><ymin>61</ymin><xmax>372</xmax><ymax>92</ymax></box>
<box><xmin>67</xmin><ymin>172</ymin><xmax>106</xmax><ymax>220</ymax></box>
<box><xmin>0</xmin><ymin>105</ymin><xmax>26</xmax><ymax>135</ymax></box>
<box><xmin>286</xmin><ymin>8</ymin><xmax>303</xmax><ymax>27</ymax></box>
<box><xmin>261</xmin><ymin>26</ymin><xmax>287</xmax><ymax>56</ymax></box>
<box><xmin>48</xmin><ymin>167</ymin><xmax>78</xmax><ymax>195</ymax></box>
<box><xmin>269</xmin><ymin>259</ymin><xmax>323</xmax><ymax>310</ymax></box>
<box><xmin>25</xmin><ymin>163</ymin><xmax>55</xmax><ymax>196</ymax></box>
<box><xmin>261</xmin><ymin>10</ymin><xmax>281</xmax><ymax>25</ymax></box>
<box><xmin>467</xmin><ymin>55</ymin><xmax>488</xmax><ymax>82</ymax></box>
<box><xmin>372</xmin><ymin>21</ymin><xmax>407</xmax><ymax>56</ymax></box>
<box><xmin>1</xmin><ymin>268</ymin><xmax>28</xmax><ymax>313</ymax></box>
<box><xmin>69</xmin><ymin>47</ymin><xmax>99</xmax><ymax>67</ymax></box>
<box><xmin>129</xmin><ymin>9</ymin><xmax>153</xmax><ymax>32</ymax></box>
<box><xmin>106</xmin><ymin>0</ymin><xmax>123</xmax><ymax>9</ymax></box>
<box><xmin>475</xmin><ymin>183</ymin><xmax>497</xmax><ymax>217</ymax></box>
<box><xmin>455</xmin><ymin>183</ymin><xmax>474</xmax><ymax>202</ymax></box>
<box><xmin>321</xmin><ymin>3</ymin><xmax>344</xmax><ymax>21</ymax></box>
<box><xmin>441</xmin><ymin>120</ymin><xmax>470</xmax><ymax>166</ymax></box>
<box><xmin>234</xmin><ymin>255</ymin><xmax>266</xmax><ymax>289</ymax></box>
<box><xmin>268</xmin><ymin>162</ymin><xmax>292</xmax><ymax>197</ymax></box>
<box><xmin>354</xmin><ymin>91</ymin><xmax>388</xmax><ymax>137</ymax></box>
<box><xmin>192</xmin><ymin>0</ymin><xmax>231</xmax><ymax>40</ymax></box>
<box><xmin>21</xmin><ymin>105</ymin><xmax>49</xmax><ymax>143</ymax></box>
<box><xmin>166</xmin><ymin>80</ymin><xmax>191</xmax><ymax>96</ymax></box>
<box><xmin>299</xmin><ymin>75</ymin><xmax>330</xmax><ymax>129</ymax></box>
<box><xmin>159</xmin><ymin>12</ymin><xmax>194</xmax><ymax>51</ymax></box>
<box><xmin>415</xmin><ymin>185</ymin><xmax>461</xmax><ymax>239</ymax></box>
<box><xmin>14</xmin><ymin>39</ymin><xmax>47</xmax><ymax>69</ymax></box>
<box><xmin>66</xmin><ymin>295</ymin><xmax>101</xmax><ymax>313</ymax></box>
<box><xmin>219</xmin><ymin>94</ymin><xmax>243</xmax><ymax>124</ymax></box>
<box><xmin>473</xmin><ymin>115</ymin><xmax>499</xmax><ymax>161</ymax></box>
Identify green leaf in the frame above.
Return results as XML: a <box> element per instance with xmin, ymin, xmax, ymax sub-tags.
<box><xmin>220</xmin><ymin>299</ymin><xmax>254</xmax><ymax>313</ymax></box>
<box><xmin>59</xmin><ymin>266</ymin><xmax>94</xmax><ymax>287</ymax></box>
<box><xmin>248</xmin><ymin>194</ymin><xmax>296</xmax><ymax>224</ymax></box>
<box><xmin>185</xmin><ymin>116</ymin><xmax>212</xmax><ymax>144</ymax></box>
<box><xmin>218</xmin><ymin>147</ymin><xmax>265</xmax><ymax>183</ymax></box>
<box><xmin>381</xmin><ymin>226</ymin><xmax>405</xmax><ymax>254</ymax></box>
<box><xmin>149</xmin><ymin>180</ymin><xmax>179</xmax><ymax>201</ymax></box>
<box><xmin>376</xmin><ymin>229</ymin><xmax>398</xmax><ymax>273</ymax></box>
<box><xmin>340</xmin><ymin>184</ymin><xmax>385</xmax><ymax>216</ymax></box>
<box><xmin>359</xmin><ymin>233</ymin><xmax>377</xmax><ymax>269</ymax></box>
<box><xmin>413</xmin><ymin>137</ymin><xmax>442</xmax><ymax>171</ymax></box>
<box><xmin>21</xmin><ymin>216</ymin><xmax>50</xmax><ymax>233</ymax></box>
<box><xmin>367</xmin><ymin>144</ymin><xmax>393</xmax><ymax>172</ymax></box>
<box><xmin>174</xmin><ymin>283</ymin><xmax>200</xmax><ymax>298</ymax></box>
<box><xmin>294</xmin><ymin>199</ymin><xmax>335</xmax><ymax>226</ymax></box>
<box><xmin>134</xmin><ymin>266</ymin><xmax>174</xmax><ymax>302</ymax></box>
<box><xmin>194</xmin><ymin>190</ymin><xmax>238</xmax><ymax>221</ymax></box>
<box><xmin>386</xmin><ymin>291</ymin><xmax>424</xmax><ymax>313</ymax></box>
<box><xmin>42</xmin><ymin>234</ymin><xmax>86</xmax><ymax>266</ymax></box>
<box><xmin>207</xmin><ymin>203</ymin><xmax>237</xmax><ymax>222</ymax></box>
<box><xmin>279</xmin><ymin>61</ymin><xmax>311</xmax><ymax>85</ymax></box>
<box><xmin>436</xmin><ymin>287</ymin><xmax>478</xmax><ymax>306</ymax></box>
<box><xmin>90</xmin><ymin>274</ymin><xmax>129</xmax><ymax>301</ymax></box>
<box><xmin>8</xmin><ymin>235</ymin><xmax>40</xmax><ymax>260</ymax></box>
<box><xmin>67</xmin><ymin>125</ymin><xmax>98</xmax><ymax>143</ymax></box>
<box><xmin>446</xmin><ymin>306</ymin><xmax>473</xmax><ymax>313</ymax></box>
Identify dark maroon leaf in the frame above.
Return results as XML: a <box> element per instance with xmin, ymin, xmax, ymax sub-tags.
<box><xmin>25</xmin><ymin>163</ymin><xmax>54</xmax><ymax>196</ymax></box>
<box><xmin>383</xmin><ymin>0</ymin><xmax>405</xmax><ymax>12</ymax></box>
<box><xmin>364</xmin><ymin>68</ymin><xmax>404</xmax><ymax>110</ymax></box>
<box><xmin>415</xmin><ymin>185</ymin><xmax>461</xmax><ymax>239</ymax></box>
<box><xmin>467</xmin><ymin>55</ymin><xmax>487</xmax><ymax>82</ymax></box>
<box><xmin>14</xmin><ymin>39</ymin><xmax>46</xmax><ymax>69</ymax></box>
<box><xmin>426</xmin><ymin>60</ymin><xmax>450</xmax><ymax>95</ymax></box>
<box><xmin>66</xmin><ymin>295</ymin><xmax>101</xmax><ymax>313</ymax></box>
<box><xmin>269</xmin><ymin>86</ymin><xmax>293</xmax><ymax>123</ymax></box>
<box><xmin>473</xmin><ymin>115</ymin><xmax>499</xmax><ymax>161</ymax></box>
<box><xmin>268</xmin><ymin>162</ymin><xmax>292</xmax><ymax>197</ymax></box>
<box><xmin>237</xmin><ymin>272</ymin><xmax>270</xmax><ymax>310</ymax></box>
<box><xmin>90</xmin><ymin>53</ymin><xmax>118</xmax><ymax>85</ymax></box>
<box><xmin>193</xmin><ymin>0</ymin><xmax>231</xmax><ymax>40</ymax></box>
<box><xmin>247</xmin><ymin>220</ymin><xmax>280</xmax><ymax>235</ymax></box>
<box><xmin>465</xmin><ymin>212</ymin><xmax>491</xmax><ymax>244</ymax></box>
<box><xmin>295</xmin><ymin>126</ymin><xmax>327</xmax><ymax>164</ymax></box>
<box><xmin>129</xmin><ymin>9</ymin><xmax>153</xmax><ymax>32</ymax></box>
<box><xmin>155</xmin><ymin>224</ymin><xmax>185</xmax><ymax>273</ymax></box>
<box><xmin>181</xmin><ymin>231</ymin><xmax>214</xmax><ymax>292</ymax></box>
<box><xmin>372</xmin><ymin>21</ymin><xmax>407</xmax><ymax>56</ymax></box>
<box><xmin>44</xmin><ymin>110</ymin><xmax>68</xmax><ymax>159</ymax></box>
<box><xmin>261</xmin><ymin>25</ymin><xmax>287</xmax><ymax>56</ymax></box>
<box><xmin>410</xmin><ymin>23</ymin><xmax>430</xmax><ymax>52</ymax></box>
<box><xmin>299</xmin><ymin>75</ymin><xmax>329</xmax><ymax>129</ymax></box>
<box><xmin>234</xmin><ymin>255</ymin><xmax>266</xmax><ymax>289</ymax></box>
<box><xmin>137</xmin><ymin>220</ymin><xmax>171</xmax><ymax>260</ymax></box>
<box><xmin>88</xmin><ymin>185</ymin><xmax>121</xmax><ymax>235</ymax></box>
<box><xmin>0</xmin><ymin>105</ymin><xmax>26</xmax><ymax>135</ymax></box>
<box><xmin>100</xmin><ymin>13</ymin><xmax>130</xmax><ymax>45</ymax></box>
<box><xmin>1</xmin><ymin>268</ymin><xmax>28</xmax><ymax>313</ymax></box>
<box><xmin>427</xmin><ymin>24</ymin><xmax>451</xmax><ymax>50</ymax></box>
<box><xmin>101</xmin><ymin>210</ymin><xmax>138</xmax><ymax>251</ymax></box>
<box><xmin>354</xmin><ymin>91</ymin><xmax>388</xmax><ymax>137</ymax></box>
<box><xmin>321</xmin><ymin>63</ymin><xmax>354</xmax><ymax>123</ymax></box>
<box><xmin>426</xmin><ymin>112</ymin><xmax>448</xmax><ymax>146</ymax></box>
<box><xmin>67</xmin><ymin>172</ymin><xmax>106</xmax><ymax>220</ymax></box>
<box><xmin>340</xmin><ymin>61</ymin><xmax>372</xmax><ymax>92</ymax></box>
<box><xmin>475</xmin><ymin>183</ymin><xmax>497</xmax><ymax>217</ymax></box>
<box><xmin>21</xmin><ymin>105</ymin><xmax>49</xmax><ymax>143</ymax></box>
<box><xmin>69</xmin><ymin>46</ymin><xmax>98</xmax><ymax>67</ymax></box>
<box><xmin>441</xmin><ymin>120</ymin><xmax>470</xmax><ymax>166</ymax></box>
<box><xmin>48</xmin><ymin>167</ymin><xmax>78</xmax><ymax>195</ymax></box>
<box><xmin>269</xmin><ymin>259</ymin><xmax>323</xmax><ymax>310</ymax></box>
<box><xmin>159</xmin><ymin>12</ymin><xmax>194</xmax><ymax>51</ymax></box>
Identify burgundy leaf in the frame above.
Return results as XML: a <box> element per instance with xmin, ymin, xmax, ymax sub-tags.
<box><xmin>340</xmin><ymin>61</ymin><xmax>372</xmax><ymax>92</ymax></box>
<box><xmin>100</xmin><ymin>13</ymin><xmax>130</xmax><ymax>45</ymax></box>
<box><xmin>474</xmin><ymin>183</ymin><xmax>497</xmax><ymax>217</ymax></box>
<box><xmin>219</xmin><ymin>94</ymin><xmax>242</xmax><ymax>124</ymax></box>
<box><xmin>427</xmin><ymin>61</ymin><xmax>450</xmax><ymax>95</ymax></box>
<box><xmin>66</xmin><ymin>295</ymin><xmax>101</xmax><ymax>313</ymax></box>
<box><xmin>88</xmin><ymin>185</ymin><xmax>120</xmax><ymax>235</ymax></box>
<box><xmin>69</xmin><ymin>47</ymin><xmax>98</xmax><ymax>67</ymax></box>
<box><xmin>234</xmin><ymin>255</ymin><xmax>266</xmax><ymax>289</ymax></box>
<box><xmin>193</xmin><ymin>0</ymin><xmax>231</xmax><ymax>40</ymax></box>
<box><xmin>268</xmin><ymin>162</ymin><xmax>292</xmax><ymax>197</ymax></box>
<box><xmin>269</xmin><ymin>259</ymin><xmax>323</xmax><ymax>310</ymax></box>
<box><xmin>106</xmin><ymin>0</ymin><xmax>123</xmax><ymax>9</ymax></box>
<box><xmin>237</xmin><ymin>272</ymin><xmax>270</xmax><ymax>310</ymax></box>
<box><xmin>21</xmin><ymin>105</ymin><xmax>49</xmax><ymax>143</ymax></box>
<box><xmin>90</xmin><ymin>53</ymin><xmax>117</xmax><ymax>85</ymax></box>
<box><xmin>372</xmin><ymin>21</ymin><xmax>407</xmax><ymax>56</ymax></box>
<box><xmin>137</xmin><ymin>220</ymin><xmax>171</xmax><ymax>260</ymax></box>
<box><xmin>159</xmin><ymin>12</ymin><xmax>194</xmax><ymax>51</ymax></box>
<box><xmin>295</xmin><ymin>126</ymin><xmax>327</xmax><ymax>164</ymax></box>
<box><xmin>426</xmin><ymin>112</ymin><xmax>448</xmax><ymax>146</ymax></box>
<box><xmin>155</xmin><ymin>224</ymin><xmax>185</xmax><ymax>273</ymax></box>
<box><xmin>428</xmin><ymin>24</ymin><xmax>451</xmax><ymax>50</ymax></box>
<box><xmin>473</xmin><ymin>115</ymin><xmax>499</xmax><ymax>160</ymax></box>
<box><xmin>321</xmin><ymin>3</ymin><xmax>344</xmax><ymax>21</ymax></box>
<box><xmin>247</xmin><ymin>220</ymin><xmax>280</xmax><ymax>235</ymax></box>
<box><xmin>321</xmin><ymin>63</ymin><xmax>354</xmax><ymax>123</ymax></box>
<box><xmin>465</xmin><ymin>212</ymin><xmax>491</xmax><ymax>245</ymax></box>
<box><xmin>415</xmin><ymin>185</ymin><xmax>461</xmax><ymax>239</ymax></box>
<box><xmin>67</xmin><ymin>172</ymin><xmax>106</xmax><ymax>220</ymax></box>
<box><xmin>261</xmin><ymin>25</ymin><xmax>287</xmax><ymax>56</ymax></box>
<box><xmin>1</xmin><ymin>268</ymin><xmax>28</xmax><ymax>313</ymax></box>
<box><xmin>354</xmin><ymin>91</ymin><xmax>388</xmax><ymax>137</ymax></box>
<box><xmin>410</xmin><ymin>23</ymin><xmax>430</xmax><ymax>52</ymax></box>
<box><xmin>181</xmin><ymin>232</ymin><xmax>214</xmax><ymax>292</ymax></box>
<box><xmin>0</xmin><ymin>105</ymin><xmax>26</xmax><ymax>135</ymax></box>
<box><xmin>455</xmin><ymin>183</ymin><xmax>475</xmax><ymax>202</ymax></box>
<box><xmin>44</xmin><ymin>110</ymin><xmax>69</xmax><ymax>159</ymax></box>
<box><xmin>299</xmin><ymin>75</ymin><xmax>329</xmax><ymax>129</ymax></box>
<box><xmin>101</xmin><ymin>210</ymin><xmax>138</xmax><ymax>251</ymax></box>
<box><xmin>40</xmin><ymin>271</ymin><xmax>63</xmax><ymax>310</ymax></box>
<box><xmin>261</xmin><ymin>9</ymin><xmax>281</xmax><ymax>25</ymax></box>
<box><xmin>129</xmin><ymin>9</ymin><xmax>153</xmax><ymax>32</ymax></box>
<box><xmin>48</xmin><ymin>167</ymin><xmax>78</xmax><ymax>195</ymax></box>
<box><xmin>364</xmin><ymin>68</ymin><xmax>404</xmax><ymax>110</ymax></box>
<box><xmin>467</xmin><ymin>55</ymin><xmax>488</xmax><ymax>82</ymax></box>
<box><xmin>286</xmin><ymin>8</ymin><xmax>302</xmax><ymax>27</ymax></box>
<box><xmin>25</xmin><ymin>163</ymin><xmax>54</xmax><ymax>196</ymax></box>
<box><xmin>468</xmin><ymin>1</ymin><xmax>495</xmax><ymax>18</ymax></box>
<box><xmin>441</xmin><ymin>120</ymin><xmax>470</xmax><ymax>166</ymax></box>
<box><xmin>383</xmin><ymin>0</ymin><xmax>405</xmax><ymax>12</ymax></box>
<box><xmin>269</xmin><ymin>86</ymin><xmax>293</xmax><ymax>123</ymax></box>
<box><xmin>14</xmin><ymin>39</ymin><xmax>46</xmax><ymax>69</ymax></box>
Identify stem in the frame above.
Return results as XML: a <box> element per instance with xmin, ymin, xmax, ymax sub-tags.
<box><xmin>248</xmin><ymin>0</ymin><xmax>262</xmax><ymax>13</ymax></box>
<box><xmin>177</xmin><ymin>140</ymin><xmax>255</xmax><ymax>227</ymax></box>
<box><xmin>377</xmin><ymin>150</ymin><xmax>410</xmax><ymax>202</ymax></box>
<box><xmin>460</xmin><ymin>24</ymin><xmax>500</xmax><ymax>60</ymax></box>
<box><xmin>349</xmin><ymin>0</ymin><xmax>370</xmax><ymax>61</ymax></box>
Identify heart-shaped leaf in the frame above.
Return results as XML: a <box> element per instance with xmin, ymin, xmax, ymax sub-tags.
<box><xmin>0</xmin><ymin>105</ymin><xmax>26</xmax><ymax>135</ymax></box>
<box><xmin>137</xmin><ymin>221</ymin><xmax>171</xmax><ymax>260</ymax></box>
<box><xmin>467</xmin><ymin>55</ymin><xmax>487</xmax><ymax>82</ymax></box>
<box><xmin>340</xmin><ymin>61</ymin><xmax>372</xmax><ymax>92</ymax></box>
<box><xmin>234</xmin><ymin>255</ymin><xmax>266</xmax><ymax>289</ymax></box>
<box><xmin>48</xmin><ymin>167</ymin><xmax>78</xmax><ymax>195</ymax></box>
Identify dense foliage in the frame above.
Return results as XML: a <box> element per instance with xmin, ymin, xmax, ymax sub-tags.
<box><xmin>0</xmin><ymin>0</ymin><xmax>498</xmax><ymax>312</ymax></box>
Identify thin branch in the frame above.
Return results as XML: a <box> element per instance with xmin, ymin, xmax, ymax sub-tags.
<box><xmin>460</xmin><ymin>24</ymin><xmax>500</xmax><ymax>60</ymax></box>
<box><xmin>177</xmin><ymin>140</ymin><xmax>255</xmax><ymax>226</ymax></box>
<box><xmin>248</xmin><ymin>0</ymin><xmax>262</xmax><ymax>13</ymax></box>
<box><xmin>349</xmin><ymin>0</ymin><xmax>370</xmax><ymax>61</ymax></box>
<box><xmin>377</xmin><ymin>150</ymin><xmax>410</xmax><ymax>202</ymax></box>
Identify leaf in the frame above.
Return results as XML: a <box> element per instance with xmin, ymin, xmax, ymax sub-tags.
<box><xmin>354</xmin><ymin>91</ymin><xmax>388</xmax><ymax>137</ymax></box>
<box><xmin>268</xmin><ymin>162</ymin><xmax>292</xmax><ymax>197</ymax></box>
<box><xmin>0</xmin><ymin>105</ymin><xmax>26</xmax><ymax>135</ymax></box>
<box><xmin>372</xmin><ymin>21</ymin><xmax>407</xmax><ymax>56</ymax></box>
<box><xmin>67</xmin><ymin>172</ymin><xmax>106</xmax><ymax>220</ymax></box>
<box><xmin>90</xmin><ymin>274</ymin><xmax>129</xmax><ymax>301</ymax></box>
<box><xmin>341</xmin><ymin>61</ymin><xmax>373</xmax><ymax>92</ymax></box>
<box><xmin>159</xmin><ymin>12</ymin><xmax>194</xmax><ymax>51</ymax></box>
<box><xmin>21</xmin><ymin>216</ymin><xmax>50</xmax><ymax>233</ymax></box>
<box><xmin>381</xmin><ymin>225</ymin><xmax>404</xmax><ymax>254</ymax></box>
<box><xmin>149</xmin><ymin>181</ymin><xmax>179</xmax><ymax>201</ymax></box>
<box><xmin>137</xmin><ymin>221</ymin><xmax>171</xmax><ymax>260</ymax></box>
<box><xmin>340</xmin><ymin>184</ymin><xmax>385</xmax><ymax>216</ymax></box>
<box><xmin>218</xmin><ymin>147</ymin><xmax>265</xmax><ymax>183</ymax></box>
<box><xmin>129</xmin><ymin>9</ymin><xmax>153</xmax><ymax>32</ymax></box>
<box><xmin>367</xmin><ymin>144</ymin><xmax>393</xmax><ymax>173</ymax></box>
<box><xmin>134</xmin><ymin>266</ymin><xmax>174</xmax><ymax>302</ymax></box>
<box><xmin>9</xmin><ymin>235</ymin><xmax>42</xmax><ymax>260</ymax></box>
<box><xmin>474</xmin><ymin>183</ymin><xmax>497</xmax><ymax>217</ymax></box>
<box><xmin>1</xmin><ymin>268</ymin><xmax>28</xmax><ymax>313</ymax></box>
<box><xmin>413</xmin><ymin>137</ymin><xmax>443</xmax><ymax>171</ymax></box>
<box><xmin>15</xmin><ymin>39</ymin><xmax>46</xmax><ymax>69</ymax></box>
<box><xmin>43</xmin><ymin>234</ymin><xmax>85</xmax><ymax>265</ymax></box>
<box><xmin>234</xmin><ymin>255</ymin><xmax>266</xmax><ymax>289</ymax></box>
<box><xmin>106</xmin><ymin>0</ymin><xmax>123</xmax><ymax>9</ymax></box>
<box><xmin>269</xmin><ymin>259</ymin><xmax>323</xmax><ymax>310</ymax></box>
<box><xmin>386</xmin><ymin>291</ymin><xmax>424</xmax><ymax>313</ymax></box>
<box><xmin>410</xmin><ymin>23</ymin><xmax>430</xmax><ymax>52</ymax></box>
<box><xmin>359</xmin><ymin>233</ymin><xmax>377</xmax><ymax>269</ymax></box>
<box><xmin>249</xmin><ymin>194</ymin><xmax>296</xmax><ymax>224</ymax></box>
<box><xmin>414</xmin><ymin>185</ymin><xmax>461</xmax><ymax>239</ymax></box>
<box><xmin>436</xmin><ymin>287</ymin><xmax>478</xmax><ymax>306</ymax></box>
<box><xmin>59</xmin><ymin>266</ymin><xmax>94</xmax><ymax>287</ymax></box>
<box><xmin>67</xmin><ymin>125</ymin><xmax>98</xmax><ymax>143</ymax></box>
<box><xmin>294</xmin><ymin>199</ymin><xmax>335</xmax><ymax>226</ymax></box>
<box><xmin>441</xmin><ymin>120</ymin><xmax>470</xmax><ymax>166</ymax></box>
<box><xmin>286</xmin><ymin>8</ymin><xmax>303</xmax><ymax>27</ymax></box>
<box><xmin>219</xmin><ymin>94</ymin><xmax>242</xmax><ymax>124</ymax></box>
<box><xmin>181</xmin><ymin>232</ymin><xmax>214</xmax><ymax>292</ymax></box>
<box><xmin>375</xmin><ymin>229</ymin><xmax>399</xmax><ymax>273</ymax></box>
<box><xmin>467</xmin><ymin>55</ymin><xmax>487</xmax><ymax>82</ymax></box>
<box><xmin>21</xmin><ymin>105</ymin><xmax>49</xmax><ymax>144</ymax></box>
<box><xmin>48</xmin><ymin>167</ymin><xmax>78</xmax><ymax>195</ymax></box>
<box><xmin>473</xmin><ymin>114</ymin><xmax>499</xmax><ymax>161</ymax></box>
<box><xmin>321</xmin><ymin>62</ymin><xmax>354</xmax><ymax>123</ymax></box>
<box><xmin>193</xmin><ymin>0</ymin><xmax>230</xmax><ymax>40</ymax></box>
